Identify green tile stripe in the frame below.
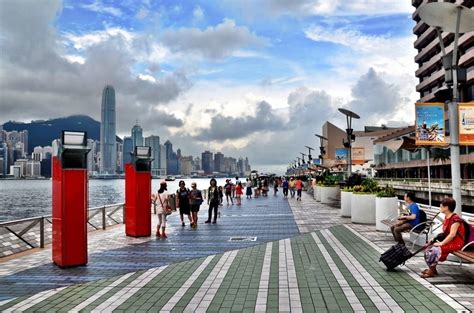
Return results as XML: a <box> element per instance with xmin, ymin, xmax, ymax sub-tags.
<box><xmin>207</xmin><ymin>244</ymin><xmax>266</xmax><ymax>312</ymax></box>
<box><xmin>77</xmin><ymin>271</ymin><xmax>151</xmax><ymax>313</ymax></box>
<box><xmin>330</xmin><ymin>225</ymin><xmax>456</xmax><ymax>313</ymax></box>
<box><xmin>169</xmin><ymin>253</ymin><xmax>223</xmax><ymax>312</ymax></box>
<box><xmin>290</xmin><ymin>234</ymin><xmax>352</xmax><ymax>312</ymax></box>
<box><xmin>0</xmin><ymin>274</ymin><xmax>119</xmax><ymax>312</ymax></box>
<box><xmin>116</xmin><ymin>258</ymin><xmax>205</xmax><ymax>311</ymax></box>
<box><xmin>267</xmin><ymin>237</ymin><xmax>279</xmax><ymax>313</ymax></box>
<box><xmin>23</xmin><ymin>275</ymin><xmax>123</xmax><ymax>312</ymax></box>
<box><xmin>315</xmin><ymin>231</ymin><xmax>379</xmax><ymax>311</ymax></box>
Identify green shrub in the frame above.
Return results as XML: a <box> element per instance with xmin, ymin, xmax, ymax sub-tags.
<box><xmin>321</xmin><ymin>175</ymin><xmax>339</xmax><ymax>187</ymax></box>
<box><xmin>376</xmin><ymin>185</ymin><xmax>396</xmax><ymax>197</ymax></box>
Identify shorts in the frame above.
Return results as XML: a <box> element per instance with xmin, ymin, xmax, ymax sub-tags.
<box><xmin>190</xmin><ymin>204</ymin><xmax>200</xmax><ymax>212</ymax></box>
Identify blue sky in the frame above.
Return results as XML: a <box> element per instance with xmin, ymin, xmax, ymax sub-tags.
<box><xmin>0</xmin><ymin>0</ymin><xmax>419</xmax><ymax>171</ymax></box>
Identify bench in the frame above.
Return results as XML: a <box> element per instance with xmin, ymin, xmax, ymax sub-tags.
<box><xmin>452</xmin><ymin>242</ymin><xmax>474</xmax><ymax>265</ymax></box>
<box><xmin>381</xmin><ymin>202</ymin><xmax>443</xmax><ymax>250</ymax></box>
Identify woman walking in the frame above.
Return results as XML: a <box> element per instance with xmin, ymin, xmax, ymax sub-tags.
<box><xmin>189</xmin><ymin>182</ymin><xmax>203</xmax><ymax>228</ymax></box>
<box><xmin>246</xmin><ymin>178</ymin><xmax>253</xmax><ymax>199</ymax></box>
<box><xmin>176</xmin><ymin>180</ymin><xmax>192</xmax><ymax>227</ymax></box>
<box><xmin>235</xmin><ymin>182</ymin><xmax>243</xmax><ymax>205</ymax></box>
<box><xmin>154</xmin><ymin>181</ymin><xmax>170</xmax><ymax>238</ymax></box>
<box><xmin>295</xmin><ymin>177</ymin><xmax>303</xmax><ymax>201</ymax></box>
<box><xmin>205</xmin><ymin>178</ymin><xmax>220</xmax><ymax>224</ymax></box>
<box><xmin>224</xmin><ymin>179</ymin><xmax>234</xmax><ymax>205</ymax></box>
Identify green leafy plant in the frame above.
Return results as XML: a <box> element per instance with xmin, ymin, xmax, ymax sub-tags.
<box><xmin>353</xmin><ymin>178</ymin><xmax>379</xmax><ymax>194</ymax></box>
<box><xmin>320</xmin><ymin>175</ymin><xmax>339</xmax><ymax>187</ymax></box>
<box><xmin>376</xmin><ymin>185</ymin><xmax>396</xmax><ymax>197</ymax></box>
<box><xmin>342</xmin><ymin>186</ymin><xmax>353</xmax><ymax>192</ymax></box>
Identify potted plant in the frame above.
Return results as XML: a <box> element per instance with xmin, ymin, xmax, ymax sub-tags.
<box><xmin>375</xmin><ymin>185</ymin><xmax>398</xmax><ymax>231</ymax></box>
<box><xmin>340</xmin><ymin>174</ymin><xmax>362</xmax><ymax>217</ymax></box>
<box><xmin>351</xmin><ymin>178</ymin><xmax>379</xmax><ymax>224</ymax></box>
<box><xmin>320</xmin><ymin>175</ymin><xmax>340</xmax><ymax>204</ymax></box>
<box><xmin>340</xmin><ymin>186</ymin><xmax>353</xmax><ymax>217</ymax></box>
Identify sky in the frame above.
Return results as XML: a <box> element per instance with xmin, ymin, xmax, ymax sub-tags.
<box><xmin>0</xmin><ymin>0</ymin><xmax>419</xmax><ymax>173</ymax></box>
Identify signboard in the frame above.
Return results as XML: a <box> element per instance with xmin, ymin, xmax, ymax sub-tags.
<box><xmin>335</xmin><ymin>148</ymin><xmax>347</xmax><ymax>165</ymax></box>
<box><xmin>352</xmin><ymin>147</ymin><xmax>365</xmax><ymax>165</ymax></box>
<box><xmin>312</xmin><ymin>159</ymin><xmax>321</xmax><ymax>165</ymax></box>
<box><xmin>459</xmin><ymin>103</ymin><xmax>474</xmax><ymax>146</ymax></box>
<box><xmin>415</xmin><ymin>103</ymin><xmax>445</xmax><ymax>145</ymax></box>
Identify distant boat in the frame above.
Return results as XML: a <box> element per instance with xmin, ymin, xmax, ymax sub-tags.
<box><xmin>165</xmin><ymin>176</ymin><xmax>175</xmax><ymax>181</ymax></box>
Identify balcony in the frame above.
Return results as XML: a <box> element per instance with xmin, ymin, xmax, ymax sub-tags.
<box><xmin>414</xmin><ymin>26</ymin><xmax>436</xmax><ymax>49</ymax></box>
<box><xmin>416</xmin><ymin>68</ymin><xmax>444</xmax><ymax>92</ymax></box>
<box><xmin>413</xmin><ymin>20</ymin><xmax>429</xmax><ymax>36</ymax></box>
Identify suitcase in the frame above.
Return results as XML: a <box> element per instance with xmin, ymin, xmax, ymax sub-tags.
<box><xmin>379</xmin><ymin>243</ymin><xmax>426</xmax><ymax>271</ymax></box>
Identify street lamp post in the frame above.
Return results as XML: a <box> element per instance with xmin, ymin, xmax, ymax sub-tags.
<box><xmin>419</xmin><ymin>3</ymin><xmax>474</xmax><ymax>216</ymax></box>
<box><xmin>315</xmin><ymin>134</ymin><xmax>328</xmax><ymax>167</ymax></box>
<box><xmin>305</xmin><ymin>146</ymin><xmax>314</xmax><ymax>164</ymax></box>
<box><xmin>338</xmin><ymin>108</ymin><xmax>360</xmax><ymax>178</ymax></box>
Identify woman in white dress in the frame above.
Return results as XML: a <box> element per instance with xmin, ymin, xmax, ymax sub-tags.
<box><xmin>153</xmin><ymin>181</ymin><xmax>170</xmax><ymax>238</ymax></box>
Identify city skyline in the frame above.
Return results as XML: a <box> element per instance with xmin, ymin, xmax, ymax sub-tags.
<box><xmin>0</xmin><ymin>0</ymin><xmax>418</xmax><ymax>173</ymax></box>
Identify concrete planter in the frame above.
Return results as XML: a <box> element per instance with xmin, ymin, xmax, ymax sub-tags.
<box><xmin>320</xmin><ymin>186</ymin><xmax>340</xmax><ymax>204</ymax></box>
<box><xmin>341</xmin><ymin>191</ymin><xmax>352</xmax><ymax>217</ymax></box>
<box><xmin>351</xmin><ymin>193</ymin><xmax>376</xmax><ymax>224</ymax></box>
<box><xmin>375</xmin><ymin>197</ymin><xmax>399</xmax><ymax>231</ymax></box>
<box><xmin>314</xmin><ymin>186</ymin><xmax>321</xmax><ymax>202</ymax></box>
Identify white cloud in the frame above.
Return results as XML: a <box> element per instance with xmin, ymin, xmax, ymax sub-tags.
<box><xmin>64</xmin><ymin>27</ymin><xmax>135</xmax><ymax>50</ymax></box>
<box><xmin>161</xmin><ymin>19</ymin><xmax>268</xmax><ymax>59</ymax></box>
<box><xmin>138</xmin><ymin>74</ymin><xmax>156</xmax><ymax>83</ymax></box>
<box><xmin>193</xmin><ymin>5</ymin><xmax>204</xmax><ymax>20</ymax></box>
<box><xmin>81</xmin><ymin>1</ymin><xmax>123</xmax><ymax>17</ymax></box>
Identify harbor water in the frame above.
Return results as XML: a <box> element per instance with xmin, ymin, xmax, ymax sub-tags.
<box><xmin>0</xmin><ymin>178</ymin><xmax>232</xmax><ymax>222</ymax></box>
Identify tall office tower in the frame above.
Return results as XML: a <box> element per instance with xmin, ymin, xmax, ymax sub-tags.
<box><xmin>19</xmin><ymin>130</ymin><xmax>28</xmax><ymax>155</ymax></box>
<box><xmin>160</xmin><ymin>144</ymin><xmax>167</xmax><ymax>175</ymax></box>
<box><xmin>201</xmin><ymin>151</ymin><xmax>213</xmax><ymax>174</ymax></box>
<box><xmin>214</xmin><ymin>152</ymin><xmax>224</xmax><ymax>173</ymax></box>
<box><xmin>164</xmin><ymin>140</ymin><xmax>173</xmax><ymax>160</ymax></box>
<box><xmin>412</xmin><ymin>1</ymin><xmax>474</xmax><ymax>102</ymax></box>
<box><xmin>100</xmin><ymin>85</ymin><xmax>117</xmax><ymax>174</ymax></box>
<box><xmin>131</xmin><ymin>123</ymin><xmax>143</xmax><ymax>149</ymax></box>
<box><xmin>145</xmin><ymin>135</ymin><xmax>161</xmax><ymax>171</ymax></box>
<box><xmin>122</xmin><ymin>136</ymin><xmax>133</xmax><ymax>168</ymax></box>
<box><xmin>193</xmin><ymin>157</ymin><xmax>201</xmax><ymax>171</ymax></box>
<box><xmin>0</xmin><ymin>143</ymin><xmax>8</xmax><ymax>176</ymax></box>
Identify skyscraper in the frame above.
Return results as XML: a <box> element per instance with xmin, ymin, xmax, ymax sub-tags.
<box><xmin>122</xmin><ymin>136</ymin><xmax>133</xmax><ymax>169</ymax></box>
<box><xmin>99</xmin><ymin>85</ymin><xmax>117</xmax><ymax>174</ymax></box>
<box><xmin>131</xmin><ymin>123</ymin><xmax>143</xmax><ymax>149</ymax></box>
<box><xmin>202</xmin><ymin>151</ymin><xmax>213</xmax><ymax>174</ymax></box>
<box><xmin>214</xmin><ymin>152</ymin><xmax>224</xmax><ymax>173</ymax></box>
<box><xmin>145</xmin><ymin>135</ymin><xmax>161</xmax><ymax>173</ymax></box>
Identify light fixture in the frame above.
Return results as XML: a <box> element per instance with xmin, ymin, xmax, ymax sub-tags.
<box><xmin>338</xmin><ymin>108</ymin><xmax>360</xmax><ymax>177</ymax></box>
<box><xmin>62</xmin><ymin>131</ymin><xmax>87</xmax><ymax>146</ymax></box>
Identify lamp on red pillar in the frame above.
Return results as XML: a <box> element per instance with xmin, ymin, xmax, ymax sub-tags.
<box><xmin>125</xmin><ymin>146</ymin><xmax>153</xmax><ymax>237</ymax></box>
<box><xmin>52</xmin><ymin>131</ymin><xmax>90</xmax><ymax>268</ymax></box>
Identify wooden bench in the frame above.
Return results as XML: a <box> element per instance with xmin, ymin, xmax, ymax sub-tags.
<box><xmin>452</xmin><ymin>217</ymin><xmax>474</xmax><ymax>265</ymax></box>
<box><xmin>381</xmin><ymin>202</ymin><xmax>442</xmax><ymax>250</ymax></box>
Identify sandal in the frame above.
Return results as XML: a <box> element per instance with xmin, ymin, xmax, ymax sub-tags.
<box><xmin>420</xmin><ymin>268</ymin><xmax>437</xmax><ymax>278</ymax></box>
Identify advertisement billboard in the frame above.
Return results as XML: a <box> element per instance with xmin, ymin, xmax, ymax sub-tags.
<box><xmin>335</xmin><ymin>148</ymin><xmax>347</xmax><ymax>165</ymax></box>
<box><xmin>459</xmin><ymin>103</ymin><xmax>474</xmax><ymax>146</ymax></box>
<box><xmin>415</xmin><ymin>103</ymin><xmax>445</xmax><ymax>145</ymax></box>
<box><xmin>352</xmin><ymin>147</ymin><xmax>365</xmax><ymax>165</ymax></box>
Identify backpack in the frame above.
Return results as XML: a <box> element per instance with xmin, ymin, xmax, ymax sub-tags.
<box><xmin>449</xmin><ymin>215</ymin><xmax>474</xmax><ymax>249</ymax></box>
<box><xmin>411</xmin><ymin>208</ymin><xmax>427</xmax><ymax>233</ymax></box>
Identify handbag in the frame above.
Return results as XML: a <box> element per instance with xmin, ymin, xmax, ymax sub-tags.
<box><xmin>157</xmin><ymin>193</ymin><xmax>172</xmax><ymax>215</ymax></box>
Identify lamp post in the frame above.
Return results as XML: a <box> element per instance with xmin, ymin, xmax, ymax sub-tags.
<box><xmin>305</xmin><ymin>146</ymin><xmax>314</xmax><ymax>164</ymax></box>
<box><xmin>315</xmin><ymin>134</ymin><xmax>328</xmax><ymax>167</ymax></box>
<box><xmin>419</xmin><ymin>3</ymin><xmax>474</xmax><ymax>216</ymax></box>
<box><xmin>338</xmin><ymin>108</ymin><xmax>360</xmax><ymax>178</ymax></box>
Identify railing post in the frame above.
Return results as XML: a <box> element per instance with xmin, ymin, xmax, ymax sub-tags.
<box><xmin>40</xmin><ymin>217</ymin><xmax>44</xmax><ymax>248</ymax></box>
<box><xmin>102</xmin><ymin>206</ymin><xmax>106</xmax><ymax>230</ymax></box>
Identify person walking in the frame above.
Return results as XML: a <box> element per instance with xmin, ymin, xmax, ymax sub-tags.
<box><xmin>154</xmin><ymin>181</ymin><xmax>170</xmax><ymax>238</ymax></box>
<box><xmin>273</xmin><ymin>179</ymin><xmax>279</xmax><ymax>196</ymax></box>
<box><xmin>236</xmin><ymin>182</ymin><xmax>243</xmax><ymax>205</ymax></box>
<box><xmin>282</xmin><ymin>178</ymin><xmax>289</xmax><ymax>198</ymax></box>
<box><xmin>176</xmin><ymin>180</ymin><xmax>192</xmax><ymax>227</ymax></box>
<box><xmin>189</xmin><ymin>182</ymin><xmax>203</xmax><ymax>228</ymax></box>
<box><xmin>205</xmin><ymin>178</ymin><xmax>220</xmax><ymax>224</ymax></box>
<box><xmin>295</xmin><ymin>177</ymin><xmax>303</xmax><ymax>201</ymax></box>
<box><xmin>289</xmin><ymin>177</ymin><xmax>296</xmax><ymax>198</ymax></box>
<box><xmin>263</xmin><ymin>179</ymin><xmax>269</xmax><ymax>197</ymax></box>
<box><xmin>224</xmin><ymin>179</ymin><xmax>234</xmax><ymax>205</ymax></box>
<box><xmin>246</xmin><ymin>178</ymin><xmax>253</xmax><ymax>199</ymax></box>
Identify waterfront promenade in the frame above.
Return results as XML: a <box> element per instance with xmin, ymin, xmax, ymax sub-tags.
<box><xmin>0</xmin><ymin>192</ymin><xmax>473</xmax><ymax>312</ymax></box>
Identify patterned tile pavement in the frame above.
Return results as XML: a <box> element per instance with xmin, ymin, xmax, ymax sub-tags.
<box><xmin>0</xmin><ymin>190</ymin><xmax>473</xmax><ymax>312</ymax></box>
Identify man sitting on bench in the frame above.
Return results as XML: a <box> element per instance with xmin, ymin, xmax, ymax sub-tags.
<box><xmin>391</xmin><ymin>191</ymin><xmax>420</xmax><ymax>245</ymax></box>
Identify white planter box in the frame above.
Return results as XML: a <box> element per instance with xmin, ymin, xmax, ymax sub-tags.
<box><xmin>375</xmin><ymin>197</ymin><xmax>398</xmax><ymax>231</ymax></box>
<box><xmin>351</xmin><ymin>194</ymin><xmax>376</xmax><ymax>224</ymax></box>
<box><xmin>315</xmin><ymin>186</ymin><xmax>321</xmax><ymax>202</ymax></box>
<box><xmin>341</xmin><ymin>191</ymin><xmax>352</xmax><ymax>217</ymax></box>
<box><xmin>320</xmin><ymin>186</ymin><xmax>340</xmax><ymax>204</ymax></box>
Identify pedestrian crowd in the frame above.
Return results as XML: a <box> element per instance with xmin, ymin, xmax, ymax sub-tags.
<box><xmin>150</xmin><ymin>175</ymin><xmax>305</xmax><ymax>239</ymax></box>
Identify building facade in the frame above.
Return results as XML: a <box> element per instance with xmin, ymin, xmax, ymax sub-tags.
<box><xmin>145</xmin><ymin>135</ymin><xmax>161</xmax><ymax>175</ymax></box>
<box><xmin>131</xmin><ymin>123</ymin><xmax>143</xmax><ymax>149</ymax></box>
<box><xmin>214</xmin><ymin>152</ymin><xmax>224</xmax><ymax>173</ymax></box>
<box><xmin>99</xmin><ymin>85</ymin><xmax>117</xmax><ymax>174</ymax></box>
<box><xmin>201</xmin><ymin>151</ymin><xmax>213</xmax><ymax>174</ymax></box>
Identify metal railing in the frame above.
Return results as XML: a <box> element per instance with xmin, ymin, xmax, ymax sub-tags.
<box><xmin>0</xmin><ymin>203</ymin><xmax>124</xmax><ymax>257</ymax></box>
